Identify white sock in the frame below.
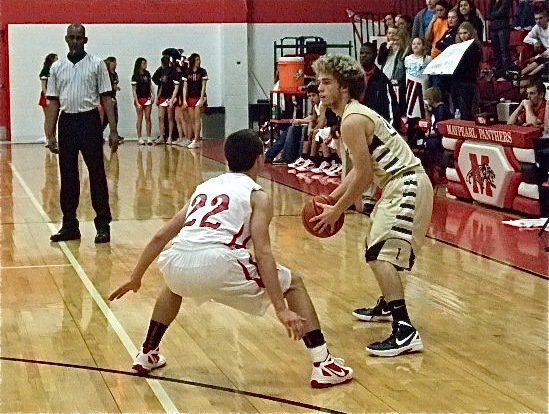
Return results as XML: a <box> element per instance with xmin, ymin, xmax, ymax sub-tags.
<box><xmin>309</xmin><ymin>343</ymin><xmax>329</xmax><ymax>363</ymax></box>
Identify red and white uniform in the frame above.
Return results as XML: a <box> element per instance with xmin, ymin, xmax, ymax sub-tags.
<box><xmin>158</xmin><ymin>173</ymin><xmax>291</xmax><ymax>315</ymax></box>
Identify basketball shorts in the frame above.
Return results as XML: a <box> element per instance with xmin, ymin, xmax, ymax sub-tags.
<box><xmin>157</xmin><ymin>97</ymin><xmax>170</xmax><ymax>107</ymax></box>
<box><xmin>365</xmin><ymin>169</ymin><xmax>433</xmax><ymax>271</ymax></box>
<box><xmin>186</xmin><ymin>96</ymin><xmax>208</xmax><ymax>108</ymax></box>
<box><xmin>137</xmin><ymin>97</ymin><xmax>152</xmax><ymax>106</ymax></box>
<box><xmin>158</xmin><ymin>246</ymin><xmax>292</xmax><ymax>316</ymax></box>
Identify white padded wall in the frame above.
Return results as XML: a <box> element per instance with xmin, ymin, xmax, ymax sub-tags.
<box><xmin>221</xmin><ymin>23</ymin><xmax>249</xmax><ymax>134</ymax></box>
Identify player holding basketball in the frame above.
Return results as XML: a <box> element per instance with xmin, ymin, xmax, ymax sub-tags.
<box><xmin>311</xmin><ymin>54</ymin><xmax>433</xmax><ymax>357</ymax></box>
<box><xmin>109</xmin><ymin>129</ymin><xmax>353</xmax><ymax>388</ymax></box>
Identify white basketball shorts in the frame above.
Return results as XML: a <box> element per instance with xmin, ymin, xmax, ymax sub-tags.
<box><xmin>158</xmin><ymin>246</ymin><xmax>292</xmax><ymax>316</ymax></box>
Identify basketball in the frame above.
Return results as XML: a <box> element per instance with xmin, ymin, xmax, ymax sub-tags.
<box><xmin>302</xmin><ymin>195</ymin><xmax>344</xmax><ymax>238</ymax></box>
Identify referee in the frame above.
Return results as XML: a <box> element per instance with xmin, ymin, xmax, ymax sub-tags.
<box><xmin>45</xmin><ymin>24</ymin><xmax>119</xmax><ymax>244</ymax></box>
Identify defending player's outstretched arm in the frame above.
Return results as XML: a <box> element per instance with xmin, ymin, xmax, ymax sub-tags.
<box><xmin>108</xmin><ymin>201</ymin><xmax>190</xmax><ymax>301</ymax></box>
<box><xmin>250</xmin><ymin>189</ymin><xmax>306</xmax><ymax>340</ymax></box>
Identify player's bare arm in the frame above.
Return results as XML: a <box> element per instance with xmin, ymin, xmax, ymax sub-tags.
<box><xmin>108</xmin><ymin>201</ymin><xmax>190</xmax><ymax>301</ymax></box>
<box><xmin>312</xmin><ymin>114</ymin><xmax>373</xmax><ymax>232</ymax></box>
<box><xmin>170</xmin><ymin>82</ymin><xmax>179</xmax><ymax>106</ymax></box>
<box><xmin>335</xmin><ymin>114</ymin><xmax>374</xmax><ymax>208</ymax></box>
<box><xmin>250</xmin><ymin>189</ymin><xmax>306</xmax><ymax>339</ymax></box>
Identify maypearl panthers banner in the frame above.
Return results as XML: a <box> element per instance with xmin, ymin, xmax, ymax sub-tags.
<box><xmin>456</xmin><ymin>141</ymin><xmax>515</xmax><ymax>207</ymax></box>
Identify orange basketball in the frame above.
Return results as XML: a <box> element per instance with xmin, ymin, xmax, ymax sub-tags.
<box><xmin>301</xmin><ymin>195</ymin><xmax>344</xmax><ymax>238</ymax></box>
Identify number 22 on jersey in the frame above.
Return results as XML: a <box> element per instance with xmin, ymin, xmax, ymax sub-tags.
<box><xmin>183</xmin><ymin>194</ymin><xmax>230</xmax><ymax>229</ymax></box>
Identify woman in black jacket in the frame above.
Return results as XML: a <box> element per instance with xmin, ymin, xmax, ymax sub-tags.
<box><xmin>458</xmin><ymin>0</ymin><xmax>485</xmax><ymax>41</ymax></box>
<box><xmin>451</xmin><ymin>22</ymin><xmax>483</xmax><ymax>120</ymax></box>
<box><xmin>487</xmin><ymin>0</ymin><xmax>511</xmax><ymax>78</ymax></box>
<box><xmin>435</xmin><ymin>9</ymin><xmax>462</xmax><ymax>52</ymax></box>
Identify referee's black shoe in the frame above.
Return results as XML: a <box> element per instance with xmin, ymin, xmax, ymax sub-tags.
<box><xmin>94</xmin><ymin>227</ymin><xmax>110</xmax><ymax>244</ymax></box>
<box><xmin>50</xmin><ymin>228</ymin><xmax>81</xmax><ymax>242</ymax></box>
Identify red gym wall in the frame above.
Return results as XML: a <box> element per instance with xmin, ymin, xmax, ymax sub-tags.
<box><xmin>0</xmin><ymin>0</ymin><xmax>396</xmax><ymax>139</ymax></box>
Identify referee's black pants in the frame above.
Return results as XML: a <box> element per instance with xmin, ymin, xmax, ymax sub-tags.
<box><xmin>58</xmin><ymin>108</ymin><xmax>112</xmax><ymax>231</ymax></box>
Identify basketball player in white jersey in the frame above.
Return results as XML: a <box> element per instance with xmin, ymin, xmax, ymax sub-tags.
<box><xmin>310</xmin><ymin>54</ymin><xmax>433</xmax><ymax>357</ymax></box>
<box><xmin>109</xmin><ymin>129</ymin><xmax>353</xmax><ymax>388</ymax></box>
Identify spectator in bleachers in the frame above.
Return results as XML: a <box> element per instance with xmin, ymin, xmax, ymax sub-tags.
<box><xmin>359</xmin><ymin>42</ymin><xmax>401</xmax><ymax>130</ymax></box>
<box><xmin>435</xmin><ymin>8</ymin><xmax>463</xmax><ymax>53</ymax></box>
<box><xmin>514</xmin><ymin>0</ymin><xmax>536</xmax><ymax>31</ymax></box>
<box><xmin>379</xmin><ymin>28</ymin><xmax>411</xmax><ymax>115</ymax></box>
<box><xmin>405</xmin><ymin>37</ymin><xmax>432</xmax><ymax>145</ymax></box>
<box><xmin>412</xmin><ymin>0</ymin><xmax>438</xmax><ymax>54</ymax></box>
<box><xmin>458</xmin><ymin>0</ymin><xmax>485</xmax><ymax>40</ymax></box>
<box><xmin>384</xmin><ymin>14</ymin><xmax>396</xmax><ymax>30</ymax></box>
<box><xmin>427</xmin><ymin>0</ymin><xmax>451</xmax><ymax>58</ymax></box>
<box><xmin>424</xmin><ymin>86</ymin><xmax>452</xmax><ymax>183</ymax></box>
<box><xmin>378</xmin><ymin>26</ymin><xmax>399</xmax><ymax>64</ymax></box>
<box><xmin>507</xmin><ymin>80</ymin><xmax>547</xmax><ymax>127</ymax></box>
<box><xmin>487</xmin><ymin>0</ymin><xmax>512</xmax><ymax>79</ymax></box>
<box><xmin>359</xmin><ymin>41</ymin><xmax>402</xmax><ymax>213</ymax></box>
<box><xmin>425</xmin><ymin>86</ymin><xmax>452</xmax><ymax>138</ymax></box>
<box><xmin>268</xmin><ymin>82</ymin><xmax>320</xmax><ymax>165</ymax></box>
<box><xmin>294</xmin><ymin>106</ymin><xmax>341</xmax><ymax>173</ymax></box>
<box><xmin>520</xmin><ymin>9</ymin><xmax>549</xmax><ymax>79</ymax></box>
<box><xmin>523</xmin><ymin>9</ymin><xmax>549</xmax><ymax>49</ymax></box>
<box><xmin>358</xmin><ymin>30</ymin><xmax>412</xmax><ymax>214</ymax></box>
<box><xmin>397</xmin><ymin>14</ymin><xmax>414</xmax><ymax>37</ymax></box>
<box><xmin>308</xmin><ymin>107</ymin><xmax>343</xmax><ymax>176</ymax></box>
<box><xmin>451</xmin><ymin>22</ymin><xmax>483</xmax><ymax>120</ymax></box>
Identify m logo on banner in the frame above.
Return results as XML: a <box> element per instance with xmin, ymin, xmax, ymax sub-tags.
<box><xmin>466</xmin><ymin>153</ymin><xmax>496</xmax><ymax>197</ymax></box>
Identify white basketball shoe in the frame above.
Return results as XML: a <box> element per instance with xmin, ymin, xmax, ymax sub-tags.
<box><xmin>310</xmin><ymin>354</ymin><xmax>353</xmax><ymax>388</ymax></box>
<box><xmin>132</xmin><ymin>347</ymin><xmax>167</xmax><ymax>374</ymax></box>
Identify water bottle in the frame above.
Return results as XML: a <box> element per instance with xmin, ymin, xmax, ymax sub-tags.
<box><xmin>454</xmin><ymin>109</ymin><xmax>461</xmax><ymax>120</ymax></box>
<box><xmin>271</xmin><ymin>104</ymin><xmax>279</xmax><ymax>120</ymax></box>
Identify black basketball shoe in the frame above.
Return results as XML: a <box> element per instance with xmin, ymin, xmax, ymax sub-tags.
<box><xmin>352</xmin><ymin>296</ymin><xmax>392</xmax><ymax>322</ymax></box>
<box><xmin>366</xmin><ymin>320</ymin><xmax>423</xmax><ymax>357</ymax></box>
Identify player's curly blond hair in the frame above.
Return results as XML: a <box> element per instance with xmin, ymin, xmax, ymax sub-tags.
<box><xmin>312</xmin><ymin>54</ymin><xmax>365</xmax><ymax>100</ymax></box>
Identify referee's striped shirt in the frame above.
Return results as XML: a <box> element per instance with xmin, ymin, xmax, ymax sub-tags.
<box><xmin>47</xmin><ymin>54</ymin><xmax>112</xmax><ymax>114</ymax></box>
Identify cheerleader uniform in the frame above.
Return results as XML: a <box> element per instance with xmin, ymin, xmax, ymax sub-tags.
<box><xmin>131</xmin><ymin>70</ymin><xmax>153</xmax><ymax>106</ymax></box>
<box><xmin>186</xmin><ymin>66</ymin><xmax>208</xmax><ymax>107</ymax></box>
<box><xmin>38</xmin><ymin>65</ymin><xmax>50</xmax><ymax>107</ymax></box>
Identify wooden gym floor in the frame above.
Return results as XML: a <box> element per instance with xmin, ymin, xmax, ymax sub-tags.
<box><xmin>0</xmin><ymin>141</ymin><xmax>547</xmax><ymax>413</ymax></box>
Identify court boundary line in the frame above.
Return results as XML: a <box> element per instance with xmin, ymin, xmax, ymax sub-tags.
<box><xmin>0</xmin><ymin>356</ymin><xmax>348</xmax><ymax>414</ymax></box>
<box><xmin>9</xmin><ymin>162</ymin><xmax>180</xmax><ymax>414</ymax></box>
<box><xmin>199</xmin><ymin>147</ymin><xmax>548</xmax><ymax>280</ymax></box>
<box><xmin>432</xmin><ymin>237</ymin><xmax>548</xmax><ymax>280</ymax></box>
